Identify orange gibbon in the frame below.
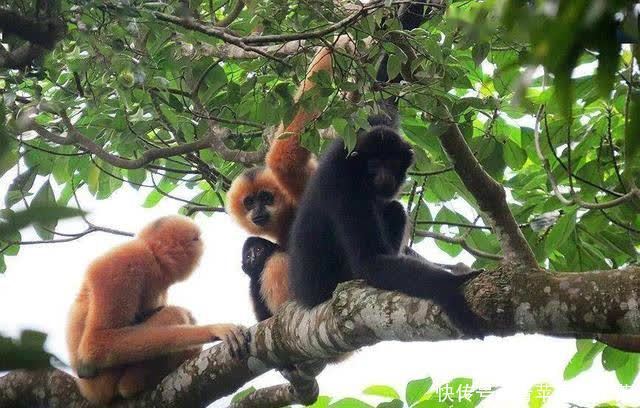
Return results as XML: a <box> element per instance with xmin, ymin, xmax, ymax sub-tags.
<box><xmin>227</xmin><ymin>42</ymin><xmax>348</xmax><ymax>321</ymax></box>
<box><xmin>66</xmin><ymin>215</ymin><xmax>247</xmax><ymax>405</ymax></box>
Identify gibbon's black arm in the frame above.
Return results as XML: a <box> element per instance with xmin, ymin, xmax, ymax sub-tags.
<box><xmin>382</xmin><ymin>200</ymin><xmax>408</xmax><ymax>254</ymax></box>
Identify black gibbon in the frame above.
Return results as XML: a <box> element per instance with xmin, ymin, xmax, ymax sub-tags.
<box><xmin>233</xmin><ymin>2</ymin><xmax>431</xmax><ymax>323</ymax></box>
<box><xmin>241</xmin><ymin>237</ymin><xmax>286</xmax><ymax>322</ymax></box>
<box><xmin>66</xmin><ymin>216</ymin><xmax>247</xmax><ymax>405</ymax></box>
<box><xmin>288</xmin><ymin>121</ymin><xmax>482</xmax><ymax>336</ymax></box>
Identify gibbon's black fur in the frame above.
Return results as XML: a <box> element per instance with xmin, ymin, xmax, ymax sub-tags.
<box><xmin>242</xmin><ymin>237</ymin><xmax>283</xmax><ymax>321</ymax></box>
<box><xmin>288</xmin><ymin>124</ymin><xmax>482</xmax><ymax>335</ymax></box>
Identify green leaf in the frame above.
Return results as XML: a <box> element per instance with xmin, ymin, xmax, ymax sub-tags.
<box><xmin>386</xmin><ymin>54</ymin><xmax>402</xmax><ymax>82</ymax></box>
<box><xmin>423</xmin><ymin>37</ymin><xmax>443</xmax><ymax>63</ymax></box>
<box><xmin>595</xmin><ymin>19</ymin><xmax>620</xmax><ymax>99</ymax></box>
<box><xmin>87</xmin><ymin>164</ymin><xmax>100</xmax><ymax>196</ymax></box>
<box><xmin>363</xmin><ymin>385</ymin><xmax>400</xmax><ymax>400</ymax></box>
<box><xmin>143</xmin><ymin>177</ymin><xmax>177</xmax><ymax>208</ymax></box>
<box><xmin>332</xmin><ymin>117</ymin><xmax>357</xmax><ymax>153</ymax></box>
<box><xmin>0</xmin><ymin>330</ymin><xmax>56</xmax><ymax>370</ymax></box>
<box><xmin>544</xmin><ymin>209</ymin><xmax>576</xmax><ymax>256</ymax></box>
<box><xmin>377</xmin><ymin>400</ymin><xmax>403</xmax><ymax>408</ymax></box>
<box><xmin>472</xmin><ymin>43</ymin><xmax>490</xmax><ymax>66</ymax></box>
<box><xmin>5</xmin><ymin>168</ymin><xmax>37</xmax><ymax>208</ymax></box>
<box><xmin>405</xmin><ymin>377</ymin><xmax>432</xmax><ymax>406</ymax></box>
<box><xmin>601</xmin><ymin>346</ymin><xmax>629</xmax><ymax>371</ymax></box>
<box><xmin>563</xmin><ymin>339</ymin><xmax>605</xmax><ymax>380</ymax></box>
<box><xmin>528</xmin><ymin>383</ymin><xmax>554</xmax><ymax>408</ymax></box>
<box><xmin>615</xmin><ymin>354</ymin><xmax>640</xmax><ymax>386</ymax></box>
<box><xmin>0</xmin><ymin>206</ymin><xmax>85</xmax><ymax>239</ymax></box>
<box><xmin>504</xmin><ymin>140</ymin><xmax>527</xmax><ymax>170</ymax></box>
<box><xmin>126</xmin><ymin>168</ymin><xmax>147</xmax><ymax>190</ymax></box>
<box><xmin>329</xmin><ymin>398</ymin><xmax>373</xmax><ymax>408</ymax></box>
<box><xmin>231</xmin><ymin>387</ymin><xmax>256</xmax><ymax>403</ymax></box>
<box><xmin>31</xmin><ymin>181</ymin><xmax>58</xmax><ymax>240</ymax></box>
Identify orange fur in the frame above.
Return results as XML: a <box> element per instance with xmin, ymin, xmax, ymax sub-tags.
<box><xmin>265</xmin><ymin>46</ymin><xmax>334</xmax><ymax>203</ymax></box>
<box><xmin>67</xmin><ymin>216</ymin><xmax>242</xmax><ymax>405</ymax></box>
<box><xmin>260</xmin><ymin>252</ymin><xmax>290</xmax><ymax>313</ymax></box>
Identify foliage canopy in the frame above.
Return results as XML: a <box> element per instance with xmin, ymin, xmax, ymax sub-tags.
<box><xmin>1</xmin><ymin>0</ymin><xmax>640</xmax><ymax>394</ymax></box>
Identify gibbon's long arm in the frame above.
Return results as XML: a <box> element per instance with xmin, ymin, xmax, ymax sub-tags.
<box><xmin>265</xmin><ymin>46</ymin><xmax>334</xmax><ymax>202</ymax></box>
<box><xmin>74</xmin><ymin>242</ymin><xmax>243</xmax><ymax>377</ymax></box>
<box><xmin>76</xmin><ymin>275</ymin><xmax>233</xmax><ymax>376</ymax></box>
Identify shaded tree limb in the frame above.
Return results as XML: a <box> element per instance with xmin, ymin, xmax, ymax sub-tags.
<box><xmin>4</xmin><ymin>265</ymin><xmax>640</xmax><ymax>407</ymax></box>
<box><xmin>203</xmin><ymin>40</ymin><xmax>308</xmax><ymax>59</ymax></box>
<box><xmin>436</xmin><ymin>114</ymin><xmax>539</xmax><ymax>270</ymax></box>
<box><xmin>0</xmin><ymin>6</ymin><xmax>66</xmax><ymax>69</ymax></box>
<box><xmin>150</xmin><ymin>0</ymin><xmax>392</xmax><ymax>48</ymax></box>
<box><xmin>149</xmin><ymin>11</ymin><xmax>290</xmax><ymax>66</ymax></box>
<box><xmin>0</xmin><ymin>43</ymin><xmax>48</xmax><ymax>69</ymax></box>
<box><xmin>19</xmin><ymin>107</ymin><xmax>265</xmax><ymax>168</ymax></box>
<box><xmin>0</xmin><ymin>9</ymin><xmax>65</xmax><ymax>48</ymax></box>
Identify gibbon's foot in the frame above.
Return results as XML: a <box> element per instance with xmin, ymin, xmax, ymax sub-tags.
<box><xmin>210</xmin><ymin>324</ymin><xmax>250</xmax><ymax>359</ymax></box>
<box><xmin>76</xmin><ymin>362</ymin><xmax>100</xmax><ymax>379</ymax></box>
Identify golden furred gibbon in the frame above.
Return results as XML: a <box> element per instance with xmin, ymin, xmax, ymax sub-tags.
<box><xmin>66</xmin><ymin>215</ymin><xmax>247</xmax><ymax>405</ymax></box>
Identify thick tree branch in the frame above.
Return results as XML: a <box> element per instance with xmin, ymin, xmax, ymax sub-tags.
<box><xmin>4</xmin><ymin>265</ymin><xmax>640</xmax><ymax>407</ymax></box>
<box><xmin>437</xmin><ymin>116</ymin><xmax>539</xmax><ymax>270</ymax></box>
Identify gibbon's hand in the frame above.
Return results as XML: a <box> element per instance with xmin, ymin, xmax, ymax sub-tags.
<box><xmin>209</xmin><ymin>324</ymin><xmax>250</xmax><ymax>359</ymax></box>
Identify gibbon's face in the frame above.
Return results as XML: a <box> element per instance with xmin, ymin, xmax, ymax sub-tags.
<box><xmin>242</xmin><ymin>237</ymin><xmax>279</xmax><ymax>278</ymax></box>
<box><xmin>227</xmin><ymin>167</ymin><xmax>293</xmax><ymax>239</ymax></box>
<box><xmin>354</xmin><ymin>126</ymin><xmax>414</xmax><ymax>199</ymax></box>
<box><xmin>243</xmin><ymin>190</ymin><xmax>275</xmax><ymax>227</ymax></box>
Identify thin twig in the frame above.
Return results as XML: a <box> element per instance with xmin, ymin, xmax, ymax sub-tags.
<box><xmin>414</xmin><ymin>230</ymin><xmax>502</xmax><ymax>260</ymax></box>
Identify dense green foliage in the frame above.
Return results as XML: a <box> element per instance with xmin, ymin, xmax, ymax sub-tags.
<box><xmin>1</xmin><ymin>0</ymin><xmax>639</xmax><ymax>394</ymax></box>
